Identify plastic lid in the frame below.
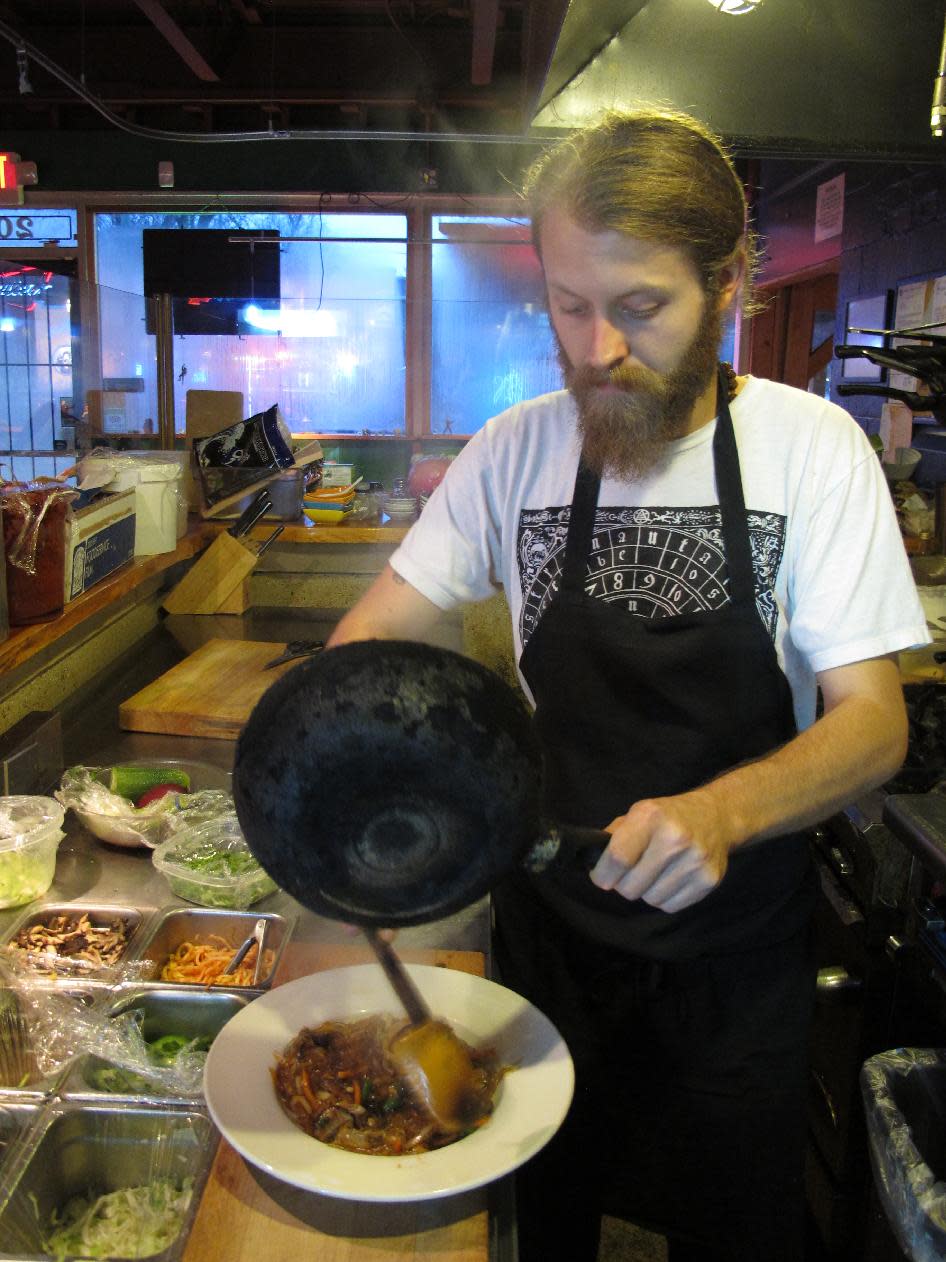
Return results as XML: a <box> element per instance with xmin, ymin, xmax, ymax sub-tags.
<box><xmin>152</xmin><ymin>816</ymin><xmax>271</xmax><ymax>886</ymax></box>
<box><xmin>0</xmin><ymin>796</ymin><xmax>66</xmax><ymax>851</ymax></box>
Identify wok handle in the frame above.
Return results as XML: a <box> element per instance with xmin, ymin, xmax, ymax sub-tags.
<box><xmin>522</xmin><ymin>824</ymin><xmax>611</xmax><ymax>875</ymax></box>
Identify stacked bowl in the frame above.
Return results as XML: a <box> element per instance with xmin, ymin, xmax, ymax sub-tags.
<box><xmin>302</xmin><ymin>484</ymin><xmax>357</xmax><ymax>525</ymax></box>
<box><xmin>380</xmin><ymin>492</ymin><xmax>418</xmax><ymax>523</ymax></box>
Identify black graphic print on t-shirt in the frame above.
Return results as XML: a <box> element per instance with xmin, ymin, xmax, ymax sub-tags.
<box><xmin>517</xmin><ymin>504</ymin><xmax>787</xmax><ymax>653</ymax></box>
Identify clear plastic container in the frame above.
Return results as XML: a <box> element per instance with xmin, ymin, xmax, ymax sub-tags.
<box><xmin>151</xmin><ymin>816</ymin><xmax>277</xmax><ymax>909</ymax></box>
<box><xmin>2</xmin><ymin>485</ymin><xmax>75</xmax><ymax>625</ymax></box>
<box><xmin>0</xmin><ymin>796</ymin><xmax>65</xmax><ymax>909</ymax></box>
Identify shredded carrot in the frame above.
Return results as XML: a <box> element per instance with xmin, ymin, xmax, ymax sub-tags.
<box><xmin>299</xmin><ymin>1070</ymin><xmax>320</xmax><ymax>1110</ymax></box>
<box><xmin>159</xmin><ymin>935</ymin><xmax>275</xmax><ymax>987</ymax></box>
<box><xmin>352</xmin><ymin>1079</ymin><xmax>362</xmax><ymax>1107</ymax></box>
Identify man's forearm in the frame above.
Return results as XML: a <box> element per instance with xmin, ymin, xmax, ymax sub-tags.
<box><xmin>594</xmin><ymin>656</ymin><xmax>908</xmax><ymax>910</ymax></box>
<box><xmin>695</xmin><ymin>684</ymin><xmax>907</xmax><ymax>849</ymax></box>
<box><xmin>327</xmin><ymin>564</ymin><xmax>444</xmax><ymax>647</ymax></box>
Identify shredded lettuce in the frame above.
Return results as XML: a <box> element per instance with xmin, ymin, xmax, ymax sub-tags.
<box><xmin>0</xmin><ymin>848</ymin><xmax>55</xmax><ymax>908</ymax></box>
<box><xmin>42</xmin><ymin>1178</ymin><xmax>194</xmax><ymax>1260</ymax></box>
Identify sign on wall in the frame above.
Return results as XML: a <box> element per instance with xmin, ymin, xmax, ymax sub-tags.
<box><xmin>0</xmin><ymin>209</ymin><xmax>77</xmax><ymax>247</ymax></box>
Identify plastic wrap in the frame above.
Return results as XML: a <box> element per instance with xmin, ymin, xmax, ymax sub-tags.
<box><xmin>77</xmin><ymin>1003</ymin><xmax>211</xmax><ymax>1098</ymax></box>
<box><xmin>0</xmin><ymin>796</ymin><xmax>65</xmax><ymax>910</ymax></box>
<box><xmin>860</xmin><ymin>1047</ymin><xmax>946</xmax><ymax>1262</ymax></box>
<box><xmin>1</xmin><ymin>482</ymin><xmax>76</xmax><ymax>624</ymax></box>
<box><xmin>55</xmin><ymin>764</ymin><xmax>234</xmax><ymax>849</ymax></box>
<box><xmin>76</xmin><ymin>447</ymin><xmax>179</xmax><ymax>492</ymax></box>
<box><xmin>0</xmin><ymin>955</ymin><xmax>209</xmax><ymax>1098</ymax></box>
<box><xmin>0</xmin><ymin>958</ymin><xmax>108</xmax><ymax>1087</ymax></box>
<box><xmin>1</xmin><ymin>482</ymin><xmax>75</xmax><ymax>577</ymax></box>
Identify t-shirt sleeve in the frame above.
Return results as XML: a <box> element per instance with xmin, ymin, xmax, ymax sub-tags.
<box><xmin>389</xmin><ymin>424</ymin><xmax>505</xmax><ymax>610</ymax></box>
<box><xmin>786</xmin><ymin>421</ymin><xmax>930</xmax><ymax>674</ymax></box>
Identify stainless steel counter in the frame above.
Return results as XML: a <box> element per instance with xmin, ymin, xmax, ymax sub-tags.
<box><xmin>0</xmin><ymin>605</ymin><xmax>489</xmax><ymax>957</ymax></box>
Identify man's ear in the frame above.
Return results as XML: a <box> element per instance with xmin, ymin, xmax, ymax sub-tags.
<box><xmin>715</xmin><ymin>254</ymin><xmax>746</xmax><ymax>313</ymax></box>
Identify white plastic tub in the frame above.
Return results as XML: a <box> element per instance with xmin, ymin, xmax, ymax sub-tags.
<box><xmin>79</xmin><ymin>451</ymin><xmax>184</xmax><ymax>555</ymax></box>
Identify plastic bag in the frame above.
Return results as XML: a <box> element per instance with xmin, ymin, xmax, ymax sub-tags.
<box><xmin>76</xmin><ymin>446</ymin><xmax>182</xmax><ymax>492</ymax></box>
<box><xmin>1</xmin><ymin>482</ymin><xmax>76</xmax><ymax>576</ymax></box>
<box><xmin>861</xmin><ymin>1047</ymin><xmax>946</xmax><ymax>1262</ymax></box>
<box><xmin>55</xmin><ymin>766</ymin><xmax>234</xmax><ymax>849</ymax></box>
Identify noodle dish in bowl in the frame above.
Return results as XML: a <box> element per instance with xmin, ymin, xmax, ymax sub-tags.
<box><xmin>203</xmin><ymin>963</ymin><xmax>574</xmax><ymax>1202</ymax></box>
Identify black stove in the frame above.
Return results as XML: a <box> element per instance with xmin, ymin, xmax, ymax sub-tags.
<box><xmin>805</xmin><ymin>695</ymin><xmax>946</xmax><ymax>1261</ymax></box>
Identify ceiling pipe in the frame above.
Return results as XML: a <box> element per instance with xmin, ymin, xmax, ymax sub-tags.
<box><xmin>0</xmin><ymin>14</ymin><xmax>545</xmax><ymax>146</ymax></box>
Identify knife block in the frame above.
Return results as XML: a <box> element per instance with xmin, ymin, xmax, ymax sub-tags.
<box><xmin>161</xmin><ymin>532</ymin><xmax>258</xmax><ymax>615</ymax></box>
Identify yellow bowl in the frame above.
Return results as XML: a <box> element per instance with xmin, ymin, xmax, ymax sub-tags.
<box><xmin>304</xmin><ymin>488</ymin><xmax>356</xmax><ymax>506</ymax></box>
<box><xmin>303</xmin><ymin>506</ymin><xmax>352</xmax><ymax>525</ymax></box>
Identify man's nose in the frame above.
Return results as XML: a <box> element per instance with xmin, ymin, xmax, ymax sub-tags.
<box><xmin>586</xmin><ymin>315</ymin><xmax>628</xmax><ymax>370</ymax></box>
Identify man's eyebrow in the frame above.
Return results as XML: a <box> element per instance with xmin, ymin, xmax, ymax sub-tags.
<box><xmin>548</xmin><ymin>281</ymin><xmax>669</xmax><ymax>301</ymax></box>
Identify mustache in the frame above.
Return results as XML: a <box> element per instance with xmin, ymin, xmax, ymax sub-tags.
<box><xmin>567</xmin><ymin>359</ymin><xmax>669</xmax><ymax>397</ymax></box>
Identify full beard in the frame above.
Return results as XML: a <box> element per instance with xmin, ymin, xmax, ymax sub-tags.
<box><xmin>560</xmin><ymin>298</ymin><xmax>724</xmax><ymax>481</ymax></box>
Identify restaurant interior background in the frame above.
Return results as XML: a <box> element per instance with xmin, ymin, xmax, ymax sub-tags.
<box><xmin>0</xmin><ymin>0</ymin><xmax>944</xmax><ymax>490</ymax></box>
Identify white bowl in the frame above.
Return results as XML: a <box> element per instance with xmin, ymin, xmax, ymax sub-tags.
<box><xmin>203</xmin><ymin>964</ymin><xmax>573</xmax><ymax>1202</ymax></box>
<box><xmin>60</xmin><ymin>760</ymin><xmax>232</xmax><ymax>850</ymax></box>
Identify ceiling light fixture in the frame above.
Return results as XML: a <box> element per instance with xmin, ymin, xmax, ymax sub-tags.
<box><xmin>706</xmin><ymin>0</ymin><xmax>762</xmax><ymax>13</ymax></box>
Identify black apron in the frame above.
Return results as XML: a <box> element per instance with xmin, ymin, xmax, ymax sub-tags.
<box><xmin>493</xmin><ymin>369</ymin><xmax>817</xmax><ymax>1260</ymax></box>
<box><xmin>518</xmin><ymin>367</ymin><xmax>813</xmax><ymax>958</ymax></box>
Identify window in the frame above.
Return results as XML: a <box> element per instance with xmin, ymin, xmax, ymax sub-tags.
<box><xmin>94</xmin><ymin>211</ymin><xmax>408</xmax><ymax>436</ymax></box>
<box><xmin>430</xmin><ymin>216</ymin><xmax>561</xmax><ymax>434</ymax></box>
<box><xmin>0</xmin><ymin>262</ymin><xmax>79</xmax><ymax>481</ymax></box>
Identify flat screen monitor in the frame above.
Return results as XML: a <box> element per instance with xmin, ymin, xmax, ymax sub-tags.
<box><xmin>142</xmin><ymin>228</ymin><xmax>280</xmax><ymax>335</ymax></box>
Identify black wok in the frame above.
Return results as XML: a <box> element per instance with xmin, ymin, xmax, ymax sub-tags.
<box><xmin>232</xmin><ymin>639</ymin><xmax>608</xmax><ymax>927</ymax></box>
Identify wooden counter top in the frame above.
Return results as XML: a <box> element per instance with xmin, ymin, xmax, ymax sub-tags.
<box><xmin>209</xmin><ymin>518</ymin><xmax>410</xmax><ymax>546</ymax></box>
<box><xmin>0</xmin><ymin>530</ymin><xmax>208</xmax><ymax>677</ymax></box>
<box><xmin>0</xmin><ymin>517</ymin><xmax>409</xmax><ymax>680</ymax></box>
<box><xmin>181</xmin><ymin>942</ymin><xmax>489</xmax><ymax>1262</ymax></box>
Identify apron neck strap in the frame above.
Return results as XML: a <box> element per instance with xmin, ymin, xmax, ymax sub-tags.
<box><xmin>561</xmin><ymin>365</ymin><xmax>756</xmax><ymax>604</ymax></box>
<box><xmin>712</xmin><ymin>366</ymin><xmax>756</xmax><ymax>605</ymax></box>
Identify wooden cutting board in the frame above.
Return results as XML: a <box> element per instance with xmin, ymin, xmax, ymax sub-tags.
<box><xmin>119</xmin><ymin>637</ymin><xmax>305</xmax><ymax>738</ymax></box>
<box><xmin>181</xmin><ymin>944</ymin><xmax>489</xmax><ymax>1262</ymax></box>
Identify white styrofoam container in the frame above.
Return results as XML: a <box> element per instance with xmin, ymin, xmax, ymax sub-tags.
<box><xmin>81</xmin><ymin>453</ymin><xmax>184</xmax><ymax>555</ymax></box>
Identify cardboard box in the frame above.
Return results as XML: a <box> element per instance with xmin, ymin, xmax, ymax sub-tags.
<box><xmin>321</xmin><ymin>462</ymin><xmax>356</xmax><ymax>487</ymax></box>
<box><xmin>64</xmin><ymin>489</ymin><xmax>136</xmax><ymax>601</ymax></box>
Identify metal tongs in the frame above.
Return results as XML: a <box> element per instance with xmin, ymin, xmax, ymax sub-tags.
<box><xmin>220</xmin><ymin>918</ymin><xmax>268</xmax><ymax>985</ymax></box>
<box><xmin>362</xmin><ymin>928</ymin><xmax>480</xmax><ymax>1133</ymax></box>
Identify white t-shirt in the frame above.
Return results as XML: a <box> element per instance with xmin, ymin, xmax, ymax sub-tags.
<box><xmin>392</xmin><ymin>376</ymin><xmax>929</xmax><ymax>731</ymax></box>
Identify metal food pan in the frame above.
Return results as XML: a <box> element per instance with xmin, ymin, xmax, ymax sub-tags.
<box><xmin>128</xmin><ymin>907</ymin><xmax>292</xmax><ymax>990</ymax></box>
<box><xmin>0</xmin><ymin>1102</ymin><xmax>217</xmax><ymax>1261</ymax></box>
<box><xmin>60</xmin><ymin>988</ymin><xmax>249</xmax><ymax>1101</ymax></box>
<box><xmin>2</xmin><ymin>903</ymin><xmax>150</xmax><ymax>983</ymax></box>
<box><xmin>0</xmin><ymin>1101</ymin><xmax>41</xmax><ymax>1193</ymax></box>
<box><xmin>0</xmin><ymin>986</ymin><xmax>106</xmax><ymax>1101</ymax></box>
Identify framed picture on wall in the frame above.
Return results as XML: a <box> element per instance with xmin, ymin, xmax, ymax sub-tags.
<box><xmin>841</xmin><ymin>293</ymin><xmax>891</xmax><ymax>381</ymax></box>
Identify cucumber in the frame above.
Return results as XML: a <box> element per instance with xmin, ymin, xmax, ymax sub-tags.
<box><xmin>109</xmin><ymin>765</ymin><xmax>191</xmax><ymax>801</ymax></box>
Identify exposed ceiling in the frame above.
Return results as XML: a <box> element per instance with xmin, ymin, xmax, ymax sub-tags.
<box><xmin>1</xmin><ymin>0</ymin><xmax>944</xmax><ymax>164</ymax></box>
<box><xmin>0</xmin><ymin>0</ymin><xmax>570</xmax><ymax>140</ymax></box>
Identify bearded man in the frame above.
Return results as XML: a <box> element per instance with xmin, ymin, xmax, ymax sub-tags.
<box><xmin>328</xmin><ymin>109</ymin><xmax>927</xmax><ymax>1261</ymax></box>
